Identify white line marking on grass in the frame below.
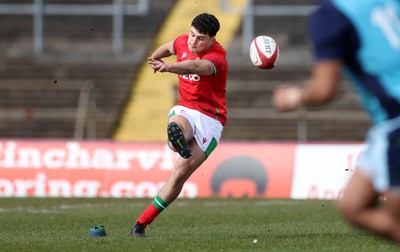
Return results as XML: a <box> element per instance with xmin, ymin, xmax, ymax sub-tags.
<box><xmin>204</xmin><ymin>202</ymin><xmax>228</xmax><ymax>207</ymax></box>
<box><xmin>254</xmin><ymin>200</ymin><xmax>301</xmax><ymax>206</ymax></box>
<box><xmin>175</xmin><ymin>200</ymin><xmax>302</xmax><ymax>208</ymax></box>
<box><xmin>0</xmin><ymin>207</ymin><xmax>59</xmax><ymax>214</ymax></box>
<box><xmin>0</xmin><ymin>201</ymin><xmax>149</xmax><ymax>214</ymax></box>
<box><xmin>26</xmin><ymin>208</ymin><xmax>59</xmax><ymax>214</ymax></box>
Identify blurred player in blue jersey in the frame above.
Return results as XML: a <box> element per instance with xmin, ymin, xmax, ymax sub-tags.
<box><xmin>273</xmin><ymin>0</ymin><xmax>400</xmax><ymax>242</ymax></box>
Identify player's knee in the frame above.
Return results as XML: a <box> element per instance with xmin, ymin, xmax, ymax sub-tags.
<box><xmin>336</xmin><ymin>196</ymin><xmax>359</xmax><ymax>224</ymax></box>
<box><xmin>337</xmin><ymin>198</ymin><xmax>354</xmax><ymax>219</ymax></box>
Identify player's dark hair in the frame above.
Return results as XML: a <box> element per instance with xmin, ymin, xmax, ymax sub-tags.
<box><xmin>191</xmin><ymin>13</ymin><xmax>220</xmax><ymax>37</ymax></box>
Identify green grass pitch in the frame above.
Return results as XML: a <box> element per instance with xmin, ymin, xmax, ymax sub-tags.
<box><xmin>0</xmin><ymin>198</ymin><xmax>398</xmax><ymax>251</ymax></box>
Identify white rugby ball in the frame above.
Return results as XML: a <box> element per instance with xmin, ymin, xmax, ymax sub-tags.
<box><xmin>249</xmin><ymin>35</ymin><xmax>279</xmax><ymax>69</ymax></box>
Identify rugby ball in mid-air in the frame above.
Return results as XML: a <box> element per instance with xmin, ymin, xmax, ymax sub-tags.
<box><xmin>249</xmin><ymin>35</ymin><xmax>279</xmax><ymax>69</ymax></box>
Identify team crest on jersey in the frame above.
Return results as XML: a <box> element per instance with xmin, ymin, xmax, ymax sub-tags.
<box><xmin>181</xmin><ymin>52</ymin><xmax>187</xmax><ymax>59</ymax></box>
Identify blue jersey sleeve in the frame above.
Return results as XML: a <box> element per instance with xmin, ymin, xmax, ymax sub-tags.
<box><xmin>309</xmin><ymin>0</ymin><xmax>359</xmax><ymax>62</ymax></box>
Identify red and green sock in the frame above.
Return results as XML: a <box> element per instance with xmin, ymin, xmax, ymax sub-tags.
<box><xmin>136</xmin><ymin>195</ymin><xmax>169</xmax><ymax>227</ymax></box>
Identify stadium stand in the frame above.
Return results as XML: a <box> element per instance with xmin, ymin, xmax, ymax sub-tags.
<box><xmin>0</xmin><ymin>0</ymin><xmax>175</xmax><ymax>138</ymax></box>
<box><xmin>0</xmin><ymin>0</ymin><xmax>370</xmax><ymax>141</ymax></box>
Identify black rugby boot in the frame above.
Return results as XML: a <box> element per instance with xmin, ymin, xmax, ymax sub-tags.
<box><xmin>167</xmin><ymin>122</ymin><xmax>192</xmax><ymax>159</ymax></box>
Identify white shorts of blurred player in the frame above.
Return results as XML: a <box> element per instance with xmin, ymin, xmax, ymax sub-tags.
<box><xmin>358</xmin><ymin>116</ymin><xmax>400</xmax><ymax>193</ymax></box>
<box><xmin>168</xmin><ymin>105</ymin><xmax>223</xmax><ymax>158</ymax></box>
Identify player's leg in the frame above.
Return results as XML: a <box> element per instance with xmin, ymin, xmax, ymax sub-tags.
<box><xmin>337</xmin><ymin>169</ymin><xmax>383</xmax><ymax>232</ymax></box>
<box><xmin>338</xmin><ymin>169</ymin><xmax>400</xmax><ymax>241</ymax></box>
<box><xmin>131</xmin><ymin>141</ymin><xmax>206</xmax><ymax>237</ymax></box>
<box><xmin>131</xmin><ymin>107</ymin><xmax>222</xmax><ymax>237</ymax></box>
<box><xmin>339</xmin><ymin>174</ymin><xmax>400</xmax><ymax>242</ymax></box>
<box><xmin>131</xmin><ymin>114</ymin><xmax>196</xmax><ymax>237</ymax></box>
<box><xmin>336</xmin><ymin>118</ymin><xmax>400</xmax><ymax>241</ymax></box>
<box><xmin>384</xmin><ymin>190</ymin><xmax>400</xmax><ymax>241</ymax></box>
<box><xmin>158</xmin><ymin>140</ymin><xmax>206</xmax><ymax>203</ymax></box>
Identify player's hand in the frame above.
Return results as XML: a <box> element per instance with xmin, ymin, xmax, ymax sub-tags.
<box><xmin>273</xmin><ymin>85</ymin><xmax>302</xmax><ymax>112</ymax></box>
<box><xmin>148</xmin><ymin>58</ymin><xmax>168</xmax><ymax>73</ymax></box>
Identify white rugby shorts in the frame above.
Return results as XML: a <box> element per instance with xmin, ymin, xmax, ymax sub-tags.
<box><xmin>357</xmin><ymin>116</ymin><xmax>400</xmax><ymax>193</ymax></box>
<box><xmin>168</xmin><ymin>105</ymin><xmax>224</xmax><ymax>158</ymax></box>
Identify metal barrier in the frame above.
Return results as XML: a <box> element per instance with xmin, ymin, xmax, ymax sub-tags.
<box><xmin>75</xmin><ymin>79</ymin><xmax>96</xmax><ymax>139</ymax></box>
<box><xmin>0</xmin><ymin>0</ymin><xmax>149</xmax><ymax>55</ymax></box>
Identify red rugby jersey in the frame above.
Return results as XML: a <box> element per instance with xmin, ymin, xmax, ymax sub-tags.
<box><xmin>173</xmin><ymin>34</ymin><xmax>228</xmax><ymax>126</ymax></box>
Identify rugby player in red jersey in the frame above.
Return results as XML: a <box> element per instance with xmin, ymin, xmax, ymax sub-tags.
<box><xmin>131</xmin><ymin>13</ymin><xmax>228</xmax><ymax>237</ymax></box>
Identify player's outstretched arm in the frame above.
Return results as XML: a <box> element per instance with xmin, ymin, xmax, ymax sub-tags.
<box><xmin>149</xmin><ymin>59</ymin><xmax>214</xmax><ymax>76</ymax></box>
<box><xmin>273</xmin><ymin>60</ymin><xmax>342</xmax><ymax>112</ymax></box>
